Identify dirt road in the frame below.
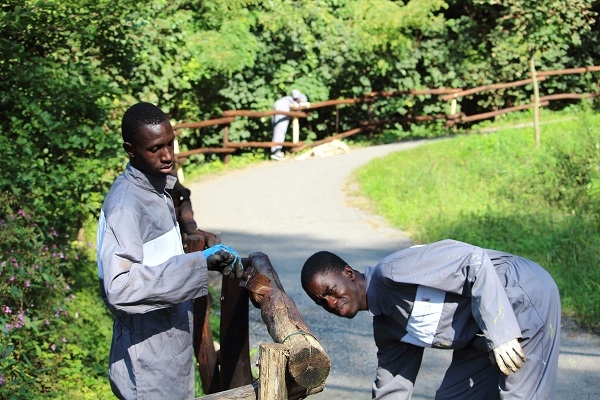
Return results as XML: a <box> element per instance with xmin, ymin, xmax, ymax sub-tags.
<box><xmin>188</xmin><ymin>141</ymin><xmax>600</xmax><ymax>399</ymax></box>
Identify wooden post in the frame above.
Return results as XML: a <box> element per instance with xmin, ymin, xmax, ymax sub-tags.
<box><xmin>292</xmin><ymin>117</ymin><xmax>300</xmax><ymax>143</ymax></box>
<box><xmin>367</xmin><ymin>102</ymin><xmax>373</xmax><ymax>139</ymax></box>
<box><xmin>193</xmin><ymin>295</ymin><xmax>221</xmax><ymax>394</ymax></box>
<box><xmin>219</xmin><ymin>276</ymin><xmax>253</xmax><ymax>390</ymax></box>
<box><xmin>174</xmin><ymin>137</ymin><xmax>185</xmax><ymax>183</ymax></box>
<box><xmin>531</xmin><ymin>55</ymin><xmax>541</xmax><ymax>149</ymax></box>
<box><xmin>258</xmin><ymin>343</ymin><xmax>288</xmax><ymax>400</ymax></box>
<box><xmin>222</xmin><ymin>125</ymin><xmax>232</xmax><ymax>164</ymax></box>
<box><xmin>335</xmin><ymin>104</ymin><xmax>339</xmax><ymax>134</ymax></box>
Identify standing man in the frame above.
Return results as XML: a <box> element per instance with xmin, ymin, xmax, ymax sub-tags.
<box><xmin>97</xmin><ymin>102</ymin><xmax>244</xmax><ymax>399</ymax></box>
<box><xmin>270</xmin><ymin>89</ymin><xmax>309</xmax><ymax>161</ymax></box>
<box><xmin>301</xmin><ymin>239</ymin><xmax>560</xmax><ymax>399</ymax></box>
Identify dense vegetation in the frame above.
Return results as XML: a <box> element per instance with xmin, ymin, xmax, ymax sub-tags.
<box><xmin>1</xmin><ymin>0</ymin><xmax>599</xmax><ymax>397</ymax></box>
<box><xmin>356</xmin><ymin>108</ymin><xmax>600</xmax><ymax>332</ymax></box>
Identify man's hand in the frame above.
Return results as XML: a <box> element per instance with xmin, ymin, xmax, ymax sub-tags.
<box><xmin>201</xmin><ymin>244</ymin><xmax>244</xmax><ymax>279</ymax></box>
<box><xmin>492</xmin><ymin>338</ymin><xmax>526</xmax><ymax>376</ymax></box>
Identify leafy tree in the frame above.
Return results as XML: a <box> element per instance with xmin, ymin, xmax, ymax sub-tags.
<box><xmin>415</xmin><ymin>0</ymin><xmax>598</xmax><ymax>115</ymax></box>
<box><xmin>0</xmin><ymin>0</ymin><xmax>128</xmax><ymax>235</ymax></box>
<box><xmin>1</xmin><ymin>0</ymin><xmax>600</xmax><ymax>396</ymax></box>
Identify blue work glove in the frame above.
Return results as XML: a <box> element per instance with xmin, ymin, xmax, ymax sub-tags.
<box><xmin>202</xmin><ymin>244</ymin><xmax>244</xmax><ymax>279</ymax></box>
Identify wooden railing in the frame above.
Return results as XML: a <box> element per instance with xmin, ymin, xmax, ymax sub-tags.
<box><xmin>173</xmin><ymin>65</ymin><xmax>600</xmax><ymax>172</ymax></box>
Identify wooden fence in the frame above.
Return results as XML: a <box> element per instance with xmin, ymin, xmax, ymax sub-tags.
<box><xmin>173</xmin><ymin>65</ymin><xmax>600</xmax><ymax>177</ymax></box>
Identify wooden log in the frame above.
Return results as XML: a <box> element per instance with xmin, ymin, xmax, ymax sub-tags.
<box><xmin>258</xmin><ymin>343</ymin><xmax>288</xmax><ymax>400</ymax></box>
<box><xmin>175</xmin><ymin>147</ymin><xmax>237</xmax><ymax>161</ymax></box>
<box><xmin>223</xmin><ymin>140</ymin><xmax>306</xmax><ymax>149</ymax></box>
<box><xmin>241</xmin><ymin>253</ymin><xmax>331</xmax><ymax>391</ymax></box>
<box><xmin>459</xmin><ymin>101</ymin><xmax>550</xmax><ymax>123</ymax></box>
<box><xmin>291</xmin><ymin>127</ymin><xmax>365</xmax><ymax>152</ymax></box>
<box><xmin>223</xmin><ymin>109</ymin><xmax>307</xmax><ymax>118</ymax></box>
<box><xmin>534</xmin><ymin>65</ymin><xmax>600</xmax><ymax>77</ymax></box>
<box><xmin>196</xmin><ymin>383</ymin><xmax>257</xmax><ymax>400</ymax></box>
<box><xmin>173</xmin><ymin>116</ymin><xmax>236</xmax><ymax>130</ymax></box>
<box><xmin>539</xmin><ymin>92</ymin><xmax>600</xmax><ymax>102</ymax></box>
<box><xmin>440</xmin><ymin>77</ymin><xmax>546</xmax><ymax>101</ymax></box>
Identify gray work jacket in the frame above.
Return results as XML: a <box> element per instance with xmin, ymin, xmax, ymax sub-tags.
<box><xmin>365</xmin><ymin>239</ymin><xmax>533</xmax><ymax>399</ymax></box>
<box><xmin>97</xmin><ymin>164</ymin><xmax>208</xmax><ymax>400</ymax></box>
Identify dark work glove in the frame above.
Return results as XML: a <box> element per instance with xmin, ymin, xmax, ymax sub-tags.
<box><xmin>201</xmin><ymin>244</ymin><xmax>244</xmax><ymax>279</ymax></box>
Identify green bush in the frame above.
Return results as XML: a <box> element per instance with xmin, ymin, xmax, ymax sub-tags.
<box><xmin>0</xmin><ymin>201</ymin><xmax>77</xmax><ymax>397</ymax></box>
<box><xmin>0</xmin><ymin>199</ymin><xmax>112</xmax><ymax>398</ymax></box>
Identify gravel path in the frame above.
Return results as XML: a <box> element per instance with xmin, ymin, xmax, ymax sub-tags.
<box><xmin>187</xmin><ymin>141</ymin><xmax>600</xmax><ymax>399</ymax></box>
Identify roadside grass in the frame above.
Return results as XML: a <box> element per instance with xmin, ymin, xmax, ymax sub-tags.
<box><xmin>354</xmin><ymin>109</ymin><xmax>600</xmax><ymax>332</ymax></box>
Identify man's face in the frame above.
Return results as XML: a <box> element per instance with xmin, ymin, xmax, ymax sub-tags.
<box><xmin>125</xmin><ymin>121</ymin><xmax>175</xmax><ymax>178</ymax></box>
<box><xmin>305</xmin><ymin>267</ymin><xmax>362</xmax><ymax>319</ymax></box>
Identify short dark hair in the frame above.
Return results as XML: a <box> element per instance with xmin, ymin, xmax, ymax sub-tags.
<box><xmin>121</xmin><ymin>102</ymin><xmax>169</xmax><ymax>143</ymax></box>
<box><xmin>301</xmin><ymin>251</ymin><xmax>348</xmax><ymax>291</ymax></box>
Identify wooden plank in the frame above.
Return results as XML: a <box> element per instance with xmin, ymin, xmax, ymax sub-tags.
<box><xmin>219</xmin><ymin>277</ymin><xmax>253</xmax><ymax>390</ymax></box>
<box><xmin>193</xmin><ymin>295</ymin><xmax>221</xmax><ymax>394</ymax></box>
<box><xmin>195</xmin><ymin>381</ymin><xmax>325</xmax><ymax>400</ymax></box>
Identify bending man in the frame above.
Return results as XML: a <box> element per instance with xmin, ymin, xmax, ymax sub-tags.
<box><xmin>301</xmin><ymin>239</ymin><xmax>560</xmax><ymax>399</ymax></box>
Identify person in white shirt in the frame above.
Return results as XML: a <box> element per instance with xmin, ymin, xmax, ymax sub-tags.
<box><xmin>271</xmin><ymin>89</ymin><xmax>309</xmax><ymax>160</ymax></box>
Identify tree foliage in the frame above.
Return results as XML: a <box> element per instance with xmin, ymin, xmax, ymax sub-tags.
<box><xmin>1</xmin><ymin>0</ymin><xmax>599</xmax><ymax>397</ymax></box>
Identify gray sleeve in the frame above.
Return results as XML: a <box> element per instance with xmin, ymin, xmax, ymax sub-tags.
<box><xmin>99</xmin><ymin>208</ymin><xmax>208</xmax><ymax>314</ymax></box>
<box><xmin>381</xmin><ymin>240</ymin><xmax>522</xmax><ymax>350</ymax></box>
<box><xmin>372</xmin><ymin>316</ymin><xmax>424</xmax><ymax>399</ymax></box>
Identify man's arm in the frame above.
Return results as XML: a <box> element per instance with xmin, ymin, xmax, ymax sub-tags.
<box><xmin>98</xmin><ymin>208</ymin><xmax>209</xmax><ymax>314</ymax></box>
<box><xmin>372</xmin><ymin>316</ymin><xmax>424</xmax><ymax>399</ymax></box>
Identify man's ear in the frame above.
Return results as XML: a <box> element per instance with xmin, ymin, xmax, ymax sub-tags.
<box><xmin>343</xmin><ymin>265</ymin><xmax>356</xmax><ymax>281</ymax></box>
<box><xmin>123</xmin><ymin>142</ymin><xmax>134</xmax><ymax>158</ymax></box>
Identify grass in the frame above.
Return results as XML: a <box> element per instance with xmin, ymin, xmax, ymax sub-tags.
<box><xmin>353</xmin><ymin>109</ymin><xmax>600</xmax><ymax>332</ymax></box>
